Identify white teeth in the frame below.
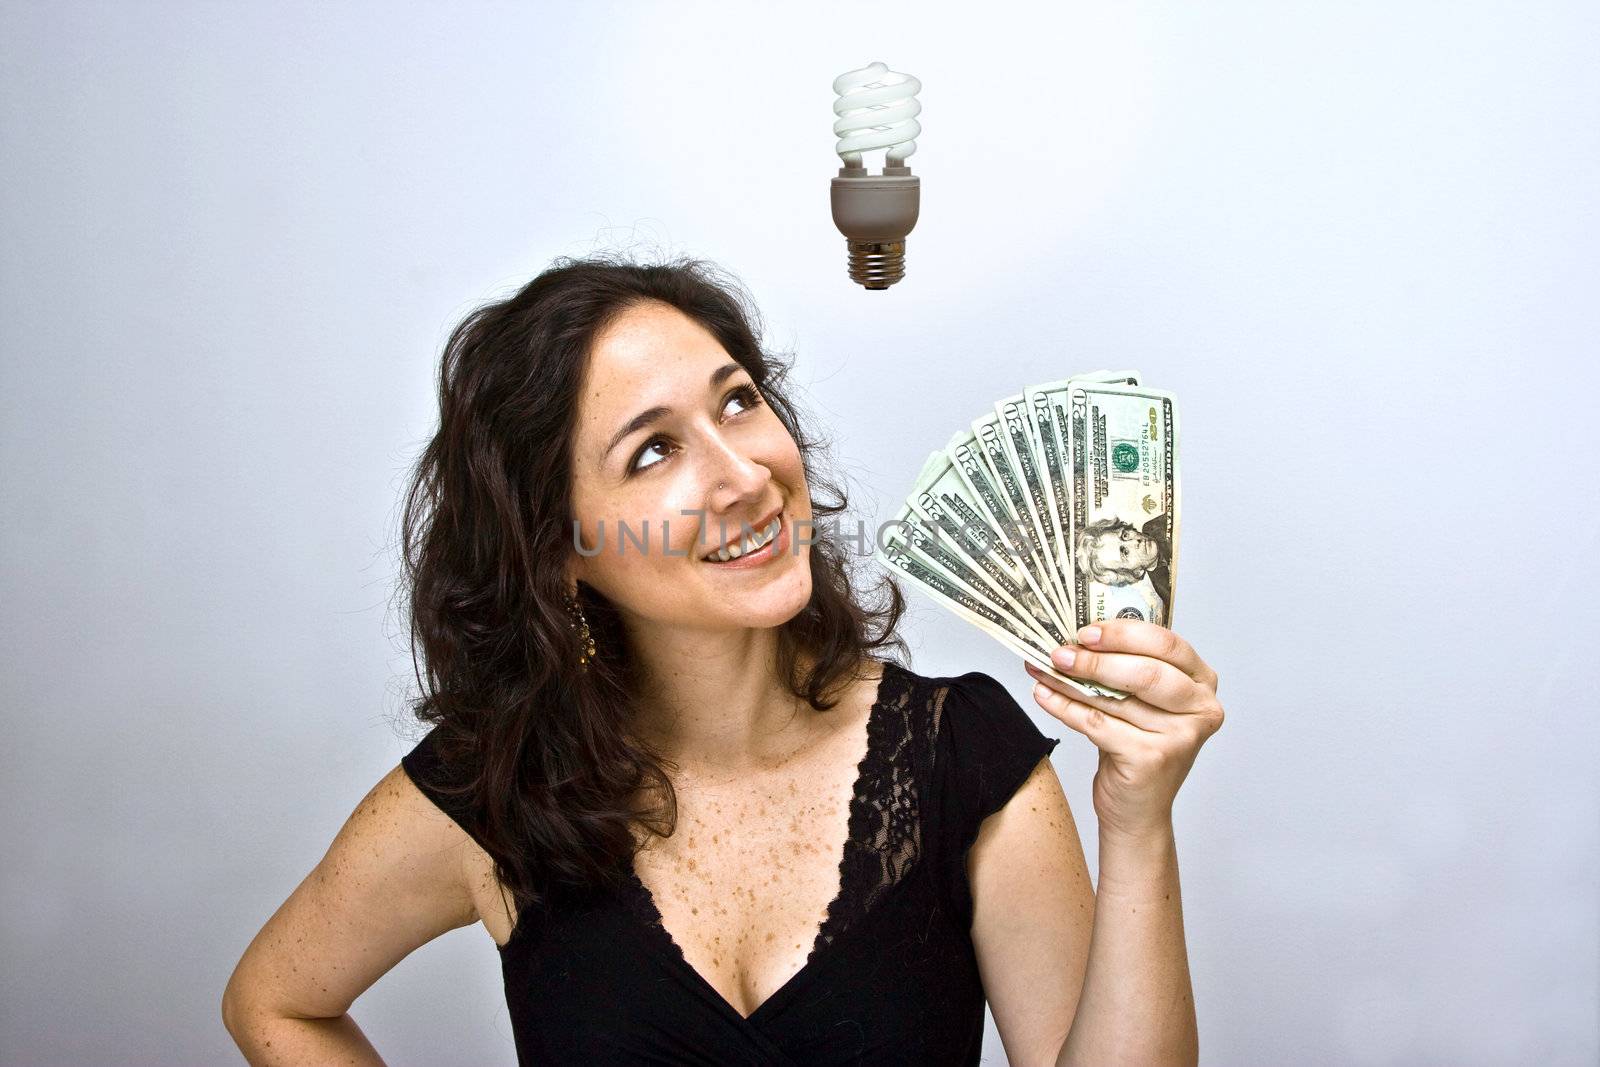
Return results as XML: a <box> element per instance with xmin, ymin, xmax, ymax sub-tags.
<box><xmin>709</xmin><ymin>516</ymin><xmax>780</xmax><ymax>562</ymax></box>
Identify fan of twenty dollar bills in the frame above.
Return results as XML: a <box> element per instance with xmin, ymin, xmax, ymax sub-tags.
<box><xmin>871</xmin><ymin>371</ymin><xmax>1180</xmax><ymax>702</ymax></box>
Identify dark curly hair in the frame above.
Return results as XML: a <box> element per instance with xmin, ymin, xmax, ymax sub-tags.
<box><xmin>396</xmin><ymin>252</ymin><xmax>907</xmax><ymax>926</ymax></box>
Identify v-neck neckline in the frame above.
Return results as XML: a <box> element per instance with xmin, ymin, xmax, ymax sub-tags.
<box><xmin>622</xmin><ymin>659</ymin><xmax>901</xmax><ymax>1027</ymax></box>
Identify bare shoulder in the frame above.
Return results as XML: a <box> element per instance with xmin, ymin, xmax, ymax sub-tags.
<box><xmin>968</xmin><ymin>757</ymin><xmax>1095</xmax><ymax>1067</ymax></box>
<box><xmin>223</xmin><ymin>763</ymin><xmax>481</xmax><ymax>1023</ymax></box>
<box><xmin>387</xmin><ymin>762</ymin><xmax>520</xmax><ymax>948</ymax></box>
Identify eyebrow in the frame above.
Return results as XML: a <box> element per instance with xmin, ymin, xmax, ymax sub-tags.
<box><xmin>601</xmin><ymin>362</ymin><xmax>746</xmax><ymax>466</ymax></box>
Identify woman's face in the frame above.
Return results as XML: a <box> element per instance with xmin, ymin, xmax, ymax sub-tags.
<box><xmin>566</xmin><ymin>300</ymin><xmax>814</xmax><ymax>637</ymax></box>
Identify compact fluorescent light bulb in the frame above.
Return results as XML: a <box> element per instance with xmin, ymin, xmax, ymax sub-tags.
<box><xmin>830</xmin><ymin>61</ymin><xmax>922</xmax><ymax>290</ymax></box>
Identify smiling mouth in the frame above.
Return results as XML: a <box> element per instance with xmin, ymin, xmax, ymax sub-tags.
<box><xmin>702</xmin><ymin>509</ymin><xmax>783</xmax><ymax>563</ymax></box>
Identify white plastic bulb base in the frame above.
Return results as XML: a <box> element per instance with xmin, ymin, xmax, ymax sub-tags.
<box><xmin>831</xmin><ymin>164</ymin><xmax>920</xmax><ymax>290</ymax></box>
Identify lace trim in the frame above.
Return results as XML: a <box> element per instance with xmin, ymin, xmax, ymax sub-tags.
<box><xmin>810</xmin><ymin>658</ymin><xmax>922</xmax><ymax>958</ymax></box>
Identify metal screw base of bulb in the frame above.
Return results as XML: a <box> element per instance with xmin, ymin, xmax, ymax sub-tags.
<box><xmin>846</xmin><ymin>238</ymin><xmax>906</xmax><ymax>290</ymax></box>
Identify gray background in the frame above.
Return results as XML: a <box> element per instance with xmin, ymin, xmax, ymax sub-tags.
<box><xmin>3</xmin><ymin>1</ymin><xmax>1596</xmax><ymax>1064</ymax></box>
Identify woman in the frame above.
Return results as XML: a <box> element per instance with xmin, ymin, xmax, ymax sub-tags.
<box><xmin>221</xmin><ymin>255</ymin><xmax>1224</xmax><ymax>1065</ymax></box>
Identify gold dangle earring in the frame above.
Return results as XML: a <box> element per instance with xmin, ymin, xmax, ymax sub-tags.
<box><xmin>564</xmin><ymin>587</ymin><xmax>596</xmax><ymax>668</ymax></box>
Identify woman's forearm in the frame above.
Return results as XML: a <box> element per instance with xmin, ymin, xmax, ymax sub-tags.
<box><xmin>1056</xmin><ymin>821</ymin><xmax>1199</xmax><ymax>1067</ymax></box>
<box><xmin>224</xmin><ymin>1007</ymin><xmax>387</xmax><ymax>1066</ymax></box>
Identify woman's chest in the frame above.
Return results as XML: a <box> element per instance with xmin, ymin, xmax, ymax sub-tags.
<box><xmin>630</xmin><ymin>723</ymin><xmax>869</xmax><ymax>1018</ymax></box>
<box><xmin>465</xmin><ymin>776</ymin><xmax>851</xmax><ymax>977</ymax></box>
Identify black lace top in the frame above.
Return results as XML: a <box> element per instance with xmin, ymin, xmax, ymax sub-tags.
<box><xmin>400</xmin><ymin>659</ymin><xmax>1061</xmax><ymax>1065</ymax></box>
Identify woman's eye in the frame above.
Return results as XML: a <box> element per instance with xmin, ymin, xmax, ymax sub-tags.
<box><xmin>726</xmin><ymin>383</ymin><xmax>764</xmax><ymax>417</ymax></box>
<box><xmin>626</xmin><ymin>383</ymin><xmax>764</xmax><ymax>475</ymax></box>
<box><xmin>630</xmin><ymin>437</ymin><xmax>675</xmax><ymax>474</ymax></box>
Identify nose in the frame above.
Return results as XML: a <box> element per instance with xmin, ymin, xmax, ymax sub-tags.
<box><xmin>704</xmin><ymin>437</ymin><xmax>771</xmax><ymax>512</ymax></box>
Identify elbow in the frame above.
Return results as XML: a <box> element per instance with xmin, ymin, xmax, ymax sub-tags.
<box><xmin>220</xmin><ymin>983</ymin><xmax>243</xmax><ymax>1037</ymax></box>
<box><xmin>220</xmin><ymin>968</ymin><xmax>256</xmax><ymax>1037</ymax></box>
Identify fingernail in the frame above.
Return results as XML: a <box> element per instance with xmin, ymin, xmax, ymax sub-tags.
<box><xmin>1078</xmin><ymin>626</ymin><xmax>1102</xmax><ymax>645</ymax></box>
<box><xmin>1034</xmin><ymin>683</ymin><xmax>1051</xmax><ymax>702</ymax></box>
<box><xmin>1053</xmin><ymin>647</ymin><xmax>1076</xmax><ymax>669</ymax></box>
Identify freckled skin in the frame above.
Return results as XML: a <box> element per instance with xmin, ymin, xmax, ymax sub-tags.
<box><xmin>622</xmin><ymin>666</ymin><xmax>885</xmax><ymax>1019</ymax></box>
